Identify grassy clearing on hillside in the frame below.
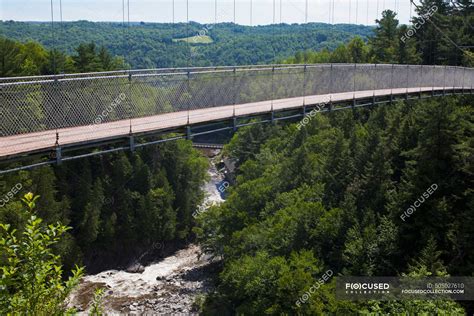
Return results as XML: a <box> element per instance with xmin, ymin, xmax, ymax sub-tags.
<box><xmin>173</xmin><ymin>35</ymin><xmax>213</xmax><ymax>44</ymax></box>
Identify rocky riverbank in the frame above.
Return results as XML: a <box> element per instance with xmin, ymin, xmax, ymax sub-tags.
<box><xmin>68</xmin><ymin>149</ymin><xmax>225</xmax><ymax>314</ymax></box>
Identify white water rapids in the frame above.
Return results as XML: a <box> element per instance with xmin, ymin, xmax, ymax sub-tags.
<box><xmin>68</xmin><ymin>149</ymin><xmax>225</xmax><ymax>314</ymax></box>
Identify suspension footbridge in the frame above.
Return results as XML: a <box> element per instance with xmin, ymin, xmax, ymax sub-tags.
<box><xmin>1</xmin><ymin>63</ymin><xmax>473</xmax><ymax>173</ymax></box>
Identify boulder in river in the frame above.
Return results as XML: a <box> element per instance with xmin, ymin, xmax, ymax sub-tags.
<box><xmin>126</xmin><ymin>263</ymin><xmax>145</xmax><ymax>273</ymax></box>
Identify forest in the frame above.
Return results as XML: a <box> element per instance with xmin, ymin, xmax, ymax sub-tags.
<box><xmin>195</xmin><ymin>93</ymin><xmax>474</xmax><ymax>315</ymax></box>
<box><xmin>0</xmin><ymin>20</ymin><xmax>372</xmax><ymax>69</ymax></box>
<box><xmin>1</xmin><ymin>0</ymin><xmax>474</xmax><ymax>313</ymax></box>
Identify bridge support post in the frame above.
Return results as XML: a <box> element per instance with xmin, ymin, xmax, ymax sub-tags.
<box><xmin>186</xmin><ymin>126</ymin><xmax>192</xmax><ymax>140</ymax></box>
<box><xmin>55</xmin><ymin>146</ymin><xmax>62</xmax><ymax>165</ymax></box>
<box><xmin>129</xmin><ymin>135</ymin><xmax>135</xmax><ymax>152</ymax></box>
<box><xmin>352</xmin><ymin>98</ymin><xmax>356</xmax><ymax>109</ymax></box>
<box><xmin>233</xmin><ymin>117</ymin><xmax>238</xmax><ymax>132</ymax></box>
<box><xmin>271</xmin><ymin>111</ymin><xmax>275</xmax><ymax>124</ymax></box>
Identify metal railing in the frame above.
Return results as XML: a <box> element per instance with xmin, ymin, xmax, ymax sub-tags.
<box><xmin>1</xmin><ymin>64</ymin><xmax>473</xmax><ymax>137</ymax></box>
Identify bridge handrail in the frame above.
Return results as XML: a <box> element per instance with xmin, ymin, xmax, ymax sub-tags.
<box><xmin>1</xmin><ymin>64</ymin><xmax>473</xmax><ymax>138</ymax></box>
<box><xmin>1</xmin><ymin>63</ymin><xmax>471</xmax><ymax>85</ymax></box>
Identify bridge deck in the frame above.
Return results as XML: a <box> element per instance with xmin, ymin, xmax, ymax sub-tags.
<box><xmin>0</xmin><ymin>87</ymin><xmax>465</xmax><ymax>159</ymax></box>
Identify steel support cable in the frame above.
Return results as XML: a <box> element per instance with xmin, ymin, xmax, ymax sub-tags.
<box><xmin>271</xmin><ymin>0</ymin><xmax>276</xmax><ymax>114</ymax></box>
<box><xmin>186</xmin><ymin>0</ymin><xmax>191</xmax><ymax>124</ymax></box>
<box><xmin>419</xmin><ymin>64</ymin><xmax>422</xmax><ymax>95</ymax></box>
<box><xmin>431</xmin><ymin>63</ymin><xmax>435</xmax><ymax>96</ymax></box>
<box><xmin>233</xmin><ymin>0</ymin><xmax>237</xmax><ymax>117</ymax></box>
<box><xmin>443</xmin><ymin>65</ymin><xmax>447</xmax><ymax>94</ymax></box>
<box><xmin>377</xmin><ymin>0</ymin><xmax>380</xmax><ymax>20</ymax></box>
<box><xmin>332</xmin><ymin>0</ymin><xmax>335</xmax><ymax>23</ymax></box>
<box><xmin>462</xmin><ymin>67</ymin><xmax>466</xmax><ymax>93</ymax></box>
<box><xmin>390</xmin><ymin>63</ymin><xmax>394</xmax><ymax>100</ymax></box>
<box><xmin>366</xmin><ymin>0</ymin><xmax>369</xmax><ymax>25</ymax></box>
<box><xmin>50</xmin><ymin>0</ymin><xmax>56</xmax><ymax>74</ymax></box>
<box><xmin>250</xmin><ymin>0</ymin><xmax>253</xmax><ymax>26</ymax></box>
<box><xmin>303</xmin><ymin>0</ymin><xmax>308</xmax><ymax>108</ymax></box>
<box><xmin>186</xmin><ymin>0</ymin><xmax>190</xmax><ymax>68</ymax></box>
<box><xmin>405</xmin><ymin>64</ymin><xmax>409</xmax><ymax>97</ymax></box>
<box><xmin>172</xmin><ymin>0</ymin><xmax>175</xmax><ymax>68</ymax></box>
<box><xmin>409</xmin><ymin>0</ymin><xmax>412</xmax><ymax>20</ymax></box>
<box><xmin>126</xmin><ymin>0</ymin><xmax>133</xmax><ymax>134</ymax></box>
<box><xmin>280</xmin><ymin>0</ymin><xmax>282</xmax><ymax>25</ymax></box>
<box><xmin>453</xmin><ymin>66</ymin><xmax>456</xmax><ymax>92</ymax></box>
<box><xmin>349</xmin><ymin>0</ymin><xmax>352</xmax><ymax>24</ymax></box>
<box><xmin>329</xmin><ymin>0</ymin><xmax>332</xmax><ymax>23</ymax></box>
<box><xmin>49</xmin><ymin>0</ymin><xmax>63</xmax><ymax>148</ymax></box>
<box><xmin>353</xmin><ymin>63</ymin><xmax>356</xmax><ymax>103</ymax></box>
<box><xmin>59</xmin><ymin>0</ymin><xmax>64</xmax><ymax>74</ymax></box>
<box><xmin>355</xmin><ymin>0</ymin><xmax>358</xmax><ymax>24</ymax></box>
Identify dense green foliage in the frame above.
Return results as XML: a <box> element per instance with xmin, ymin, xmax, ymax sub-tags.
<box><xmin>0</xmin><ymin>193</ymin><xmax>83</xmax><ymax>315</ymax></box>
<box><xmin>0</xmin><ymin>1</ymin><xmax>473</xmax><ymax>312</ymax></box>
<box><xmin>0</xmin><ymin>21</ymin><xmax>372</xmax><ymax>69</ymax></box>
<box><xmin>285</xmin><ymin>2</ymin><xmax>473</xmax><ymax>66</ymax></box>
<box><xmin>0</xmin><ymin>141</ymin><xmax>208</xmax><ymax>271</ymax></box>
<box><xmin>0</xmin><ymin>37</ymin><xmax>125</xmax><ymax>76</ymax></box>
<box><xmin>195</xmin><ymin>96</ymin><xmax>474</xmax><ymax>314</ymax></box>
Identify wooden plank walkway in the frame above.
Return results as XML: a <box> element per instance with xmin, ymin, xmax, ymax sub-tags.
<box><xmin>0</xmin><ymin>87</ymin><xmax>462</xmax><ymax>158</ymax></box>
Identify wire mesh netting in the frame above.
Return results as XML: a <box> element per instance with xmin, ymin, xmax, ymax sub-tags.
<box><xmin>1</xmin><ymin>64</ymin><xmax>473</xmax><ymax>137</ymax></box>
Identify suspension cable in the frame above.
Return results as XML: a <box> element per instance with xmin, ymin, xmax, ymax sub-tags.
<box><xmin>250</xmin><ymin>0</ymin><xmax>253</xmax><ymax>26</ymax></box>
<box><xmin>59</xmin><ymin>0</ymin><xmax>64</xmax><ymax>73</ymax></box>
<box><xmin>280</xmin><ymin>0</ymin><xmax>283</xmax><ymax>25</ymax></box>
<box><xmin>355</xmin><ymin>0</ymin><xmax>359</xmax><ymax>24</ymax></box>
<box><xmin>127</xmin><ymin>0</ymin><xmax>132</xmax><ymax>133</ymax></box>
<box><xmin>332</xmin><ymin>0</ymin><xmax>335</xmax><ymax>24</ymax></box>
<box><xmin>234</xmin><ymin>0</ymin><xmax>236</xmax><ymax>56</ymax></box>
<box><xmin>366</xmin><ymin>0</ymin><xmax>369</xmax><ymax>24</ymax></box>
<box><xmin>122</xmin><ymin>0</ymin><xmax>127</xmax><ymax>70</ymax></box>
<box><xmin>409</xmin><ymin>0</ymin><xmax>412</xmax><ymax>20</ymax></box>
<box><xmin>349</xmin><ymin>0</ymin><xmax>352</xmax><ymax>24</ymax></box>
<box><xmin>303</xmin><ymin>0</ymin><xmax>308</xmax><ymax>107</ymax></box>
<box><xmin>329</xmin><ymin>0</ymin><xmax>332</xmax><ymax>24</ymax></box>
<box><xmin>376</xmin><ymin>0</ymin><xmax>379</xmax><ymax>20</ymax></box>
<box><xmin>127</xmin><ymin>0</ymin><xmax>131</xmax><ymax>71</ymax></box>
<box><xmin>186</xmin><ymin>0</ymin><xmax>190</xmax><ymax>68</ymax></box>
<box><xmin>172</xmin><ymin>0</ymin><xmax>175</xmax><ymax>68</ymax></box>
<box><xmin>50</xmin><ymin>0</ymin><xmax>56</xmax><ymax>74</ymax></box>
<box><xmin>271</xmin><ymin>0</ymin><xmax>276</xmax><ymax>113</ymax></box>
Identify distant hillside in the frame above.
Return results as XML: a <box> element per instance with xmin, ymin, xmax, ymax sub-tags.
<box><xmin>0</xmin><ymin>20</ymin><xmax>373</xmax><ymax>68</ymax></box>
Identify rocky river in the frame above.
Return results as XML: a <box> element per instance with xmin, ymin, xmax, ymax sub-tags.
<box><xmin>68</xmin><ymin>149</ymin><xmax>226</xmax><ymax>314</ymax></box>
